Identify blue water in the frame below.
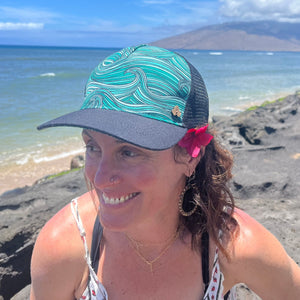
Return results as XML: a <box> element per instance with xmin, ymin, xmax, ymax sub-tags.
<box><xmin>1</xmin><ymin>45</ymin><xmax>300</xmax><ymax>169</ymax></box>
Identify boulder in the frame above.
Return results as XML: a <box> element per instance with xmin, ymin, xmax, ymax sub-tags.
<box><xmin>70</xmin><ymin>155</ymin><xmax>85</xmax><ymax>169</ymax></box>
<box><xmin>0</xmin><ymin>169</ymin><xmax>87</xmax><ymax>299</ymax></box>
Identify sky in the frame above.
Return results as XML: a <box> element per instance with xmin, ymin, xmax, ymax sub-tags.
<box><xmin>0</xmin><ymin>0</ymin><xmax>300</xmax><ymax>48</ymax></box>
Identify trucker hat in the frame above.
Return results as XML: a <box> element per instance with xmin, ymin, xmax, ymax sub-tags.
<box><xmin>38</xmin><ymin>45</ymin><xmax>209</xmax><ymax>150</ymax></box>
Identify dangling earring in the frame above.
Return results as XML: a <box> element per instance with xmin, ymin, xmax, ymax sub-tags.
<box><xmin>178</xmin><ymin>172</ymin><xmax>199</xmax><ymax>217</ymax></box>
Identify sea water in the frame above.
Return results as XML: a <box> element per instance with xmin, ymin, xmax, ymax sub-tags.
<box><xmin>1</xmin><ymin>45</ymin><xmax>300</xmax><ymax>191</ymax></box>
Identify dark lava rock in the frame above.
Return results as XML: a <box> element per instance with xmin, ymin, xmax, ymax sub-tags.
<box><xmin>0</xmin><ymin>169</ymin><xmax>86</xmax><ymax>299</ymax></box>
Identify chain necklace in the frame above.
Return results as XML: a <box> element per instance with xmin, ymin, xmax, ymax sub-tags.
<box><xmin>126</xmin><ymin>230</ymin><xmax>179</xmax><ymax>273</ymax></box>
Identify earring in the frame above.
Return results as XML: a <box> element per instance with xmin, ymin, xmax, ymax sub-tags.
<box><xmin>178</xmin><ymin>172</ymin><xmax>199</xmax><ymax>217</ymax></box>
<box><xmin>109</xmin><ymin>175</ymin><xmax>120</xmax><ymax>184</ymax></box>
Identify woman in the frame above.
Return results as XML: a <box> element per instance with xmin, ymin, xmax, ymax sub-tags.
<box><xmin>30</xmin><ymin>45</ymin><xmax>300</xmax><ymax>300</ymax></box>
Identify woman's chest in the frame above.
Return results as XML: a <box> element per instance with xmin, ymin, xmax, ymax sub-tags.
<box><xmin>98</xmin><ymin>248</ymin><xmax>205</xmax><ymax>300</ymax></box>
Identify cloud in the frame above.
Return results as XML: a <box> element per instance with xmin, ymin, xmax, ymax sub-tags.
<box><xmin>85</xmin><ymin>18</ymin><xmax>148</xmax><ymax>34</ymax></box>
<box><xmin>85</xmin><ymin>1</ymin><xmax>217</xmax><ymax>37</ymax></box>
<box><xmin>139</xmin><ymin>0</ymin><xmax>220</xmax><ymax>35</ymax></box>
<box><xmin>0</xmin><ymin>6</ymin><xmax>59</xmax><ymax>24</ymax></box>
<box><xmin>0</xmin><ymin>22</ymin><xmax>44</xmax><ymax>30</ymax></box>
<box><xmin>220</xmin><ymin>0</ymin><xmax>300</xmax><ymax>22</ymax></box>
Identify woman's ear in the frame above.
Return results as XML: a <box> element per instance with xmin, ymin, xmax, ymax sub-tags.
<box><xmin>182</xmin><ymin>146</ymin><xmax>206</xmax><ymax>177</ymax></box>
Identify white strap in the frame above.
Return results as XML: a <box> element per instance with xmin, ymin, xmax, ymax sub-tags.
<box><xmin>71</xmin><ymin>198</ymin><xmax>92</xmax><ymax>266</ymax></box>
<box><xmin>71</xmin><ymin>198</ymin><xmax>109</xmax><ymax>299</ymax></box>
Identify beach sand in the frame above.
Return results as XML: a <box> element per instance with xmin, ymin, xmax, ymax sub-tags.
<box><xmin>0</xmin><ymin>150</ymin><xmax>85</xmax><ymax>195</ymax></box>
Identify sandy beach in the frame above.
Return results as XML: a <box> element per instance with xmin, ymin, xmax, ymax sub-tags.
<box><xmin>0</xmin><ymin>150</ymin><xmax>85</xmax><ymax>195</ymax></box>
<box><xmin>0</xmin><ymin>132</ymin><xmax>85</xmax><ymax>196</ymax></box>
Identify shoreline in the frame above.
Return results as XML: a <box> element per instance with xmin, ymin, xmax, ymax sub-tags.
<box><xmin>0</xmin><ymin>90</ymin><xmax>298</xmax><ymax>196</ymax></box>
<box><xmin>0</xmin><ymin>149</ymin><xmax>85</xmax><ymax>196</ymax></box>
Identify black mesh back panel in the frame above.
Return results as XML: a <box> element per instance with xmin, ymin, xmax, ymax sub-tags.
<box><xmin>183</xmin><ymin>60</ymin><xmax>209</xmax><ymax>129</ymax></box>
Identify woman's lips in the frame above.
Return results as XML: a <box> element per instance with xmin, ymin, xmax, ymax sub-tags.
<box><xmin>102</xmin><ymin>192</ymin><xmax>139</xmax><ymax>205</ymax></box>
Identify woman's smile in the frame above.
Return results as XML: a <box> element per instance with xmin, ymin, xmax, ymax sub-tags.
<box><xmin>101</xmin><ymin>192</ymin><xmax>140</xmax><ymax>205</ymax></box>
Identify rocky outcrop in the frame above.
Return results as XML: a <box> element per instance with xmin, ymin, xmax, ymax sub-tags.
<box><xmin>70</xmin><ymin>155</ymin><xmax>85</xmax><ymax>169</ymax></box>
<box><xmin>1</xmin><ymin>93</ymin><xmax>299</xmax><ymax>299</ymax></box>
<box><xmin>214</xmin><ymin>92</ymin><xmax>300</xmax><ymax>203</ymax></box>
<box><xmin>214</xmin><ymin>92</ymin><xmax>300</xmax><ymax>266</ymax></box>
<box><xmin>0</xmin><ymin>169</ymin><xmax>87</xmax><ymax>299</ymax></box>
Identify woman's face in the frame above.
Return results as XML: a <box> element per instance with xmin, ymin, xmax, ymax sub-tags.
<box><xmin>82</xmin><ymin>129</ymin><xmax>188</xmax><ymax>232</ymax></box>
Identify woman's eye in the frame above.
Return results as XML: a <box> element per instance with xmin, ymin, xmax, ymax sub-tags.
<box><xmin>85</xmin><ymin>144</ymin><xmax>101</xmax><ymax>155</ymax></box>
<box><xmin>121</xmin><ymin>148</ymin><xmax>138</xmax><ymax>158</ymax></box>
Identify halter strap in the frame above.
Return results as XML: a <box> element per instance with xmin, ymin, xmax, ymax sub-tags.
<box><xmin>91</xmin><ymin>216</ymin><xmax>103</xmax><ymax>273</ymax></box>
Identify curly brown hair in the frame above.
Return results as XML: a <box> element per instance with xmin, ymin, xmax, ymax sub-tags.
<box><xmin>177</xmin><ymin>129</ymin><xmax>237</xmax><ymax>256</ymax></box>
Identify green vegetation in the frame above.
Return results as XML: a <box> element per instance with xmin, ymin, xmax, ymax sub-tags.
<box><xmin>246</xmin><ymin>96</ymin><xmax>286</xmax><ymax>111</ymax></box>
<box><xmin>46</xmin><ymin>167</ymin><xmax>83</xmax><ymax>180</ymax></box>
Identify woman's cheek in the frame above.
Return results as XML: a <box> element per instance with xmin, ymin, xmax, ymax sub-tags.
<box><xmin>128</xmin><ymin>164</ymin><xmax>157</xmax><ymax>187</ymax></box>
<box><xmin>84</xmin><ymin>157</ymin><xmax>98</xmax><ymax>182</ymax></box>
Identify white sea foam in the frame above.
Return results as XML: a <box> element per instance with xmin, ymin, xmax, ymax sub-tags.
<box><xmin>239</xmin><ymin>96</ymin><xmax>250</xmax><ymax>100</ymax></box>
<box><xmin>209</xmin><ymin>52</ymin><xmax>223</xmax><ymax>56</ymax></box>
<box><xmin>15</xmin><ymin>151</ymin><xmax>37</xmax><ymax>165</ymax></box>
<box><xmin>222</xmin><ymin>106</ymin><xmax>244</xmax><ymax>113</ymax></box>
<box><xmin>16</xmin><ymin>156</ymin><xmax>30</xmax><ymax>165</ymax></box>
<box><xmin>40</xmin><ymin>72</ymin><xmax>56</xmax><ymax>77</ymax></box>
<box><xmin>33</xmin><ymin>148</ymin><xmax>83</xmax><ymax>163</ymax></box>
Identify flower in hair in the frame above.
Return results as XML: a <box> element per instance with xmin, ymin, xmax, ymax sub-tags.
<box><xmin>178</xmin><ymin>125</ymin><xmax>213</xmax><ymax>157</ymax></box>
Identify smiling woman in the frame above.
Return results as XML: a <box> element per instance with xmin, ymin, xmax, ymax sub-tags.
<box><xmin>30</xmin><ymin>45</ymin><xmax>300</xmax><ymax>300</ymax></box>
<box><xmin>82</xmin><ymin>129</ymin><xmax>188</xmax><ymax>232</ymax></box>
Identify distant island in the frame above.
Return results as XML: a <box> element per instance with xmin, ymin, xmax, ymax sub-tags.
<box><xmin>151</xmin><ymin>20</ymin><xmax>300</xmax><ymax>52</ymax></box>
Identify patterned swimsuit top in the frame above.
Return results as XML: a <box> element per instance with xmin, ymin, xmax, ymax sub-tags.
<box><xmin>71</xmin><ymin>198</ymin><xmax>236</xmax><ymax>300</ymax></box>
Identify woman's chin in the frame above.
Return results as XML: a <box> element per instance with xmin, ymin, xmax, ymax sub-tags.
<box><xmin>97</xmin><ymin>193</ymin><xmax>142</xmax><ymax>231</ymax></box>
<box><xmin>98</xmin><ymin>212</ymin><xmax>133</xmax><ymax>232</ymax></box>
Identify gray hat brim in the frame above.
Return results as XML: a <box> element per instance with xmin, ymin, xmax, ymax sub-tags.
<box><xmin>37</xmin><ymin>109</ymin><xmax>187</xmax><ymax>150</ymax></box>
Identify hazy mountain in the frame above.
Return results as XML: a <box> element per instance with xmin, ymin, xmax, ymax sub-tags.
<box><xmin>151</xmin><ymin>21</ymin><xmax>300</xmax><ymax>51</ymax></box>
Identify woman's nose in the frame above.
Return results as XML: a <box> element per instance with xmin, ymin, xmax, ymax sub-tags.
<box><xmin>93</xmin><ymin>158</ymin><xmax>121</xmax><ymax>189</ymax></box>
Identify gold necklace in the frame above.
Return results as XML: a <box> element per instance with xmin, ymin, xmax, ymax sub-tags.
<box><xmin>126</xmin><ymin>230</ymin><xmax>179</xmax><ymax>273</ymax></box>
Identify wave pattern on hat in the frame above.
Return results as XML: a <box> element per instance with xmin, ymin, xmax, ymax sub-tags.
<box><xmin>81</xmin><ymin>45</ymin><xmax>191</xmax><ymax>126</ymax></box>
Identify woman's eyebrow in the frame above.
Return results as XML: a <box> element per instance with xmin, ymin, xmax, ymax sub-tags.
<box><xmin>82</xmin><ymin>130</ymin><xmax>127</xmax><ymax>145</ymax></box>
<box><xmin>115</xmin><ymin>139</ymin><xmax>128</xmax><ymax>145</ymax></box>
<box><xmin>82</xmin><ymin>129</ymin><xmax>93</xmax><ymax>138</ymax></box>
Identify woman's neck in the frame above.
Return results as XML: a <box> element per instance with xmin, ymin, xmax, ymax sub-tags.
<box><xmin>103</xmin><ymin>213</ymin><xmax>183</xmax><ymax>268</ymax></box>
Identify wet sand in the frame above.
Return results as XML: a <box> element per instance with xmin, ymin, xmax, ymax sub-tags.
<box><xmin>0</xmin><ymin>150</ymin><xmax>85</xmax><ymax>195</ymax></box>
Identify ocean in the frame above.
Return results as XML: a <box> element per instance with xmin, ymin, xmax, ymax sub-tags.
<box><xmin>1</xmin><ymin>45</ymin><xmax>300</xmax><ymax>193</ymax></box>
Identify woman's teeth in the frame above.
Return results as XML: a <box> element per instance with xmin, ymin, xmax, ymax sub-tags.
<box><xmin>102</xmin><ymin>192</ymin><xmax>138</xmax><ymax>205</ymax></box>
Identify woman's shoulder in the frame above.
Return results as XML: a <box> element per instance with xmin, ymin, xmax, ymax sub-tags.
<box><xmin>30</xmin><ymin>192</ymin><xmax>98</xmax><ymax>299</ymax></box>
<box><xmin>219</xmin><ymin>208</ymin><xmax>300</xmax><ymax>299</ymax></box>
<box><xmin>224</xmin><ymin>208</ymin><xmax>287</xmax><ymax>261</ymax></box>
<box><xmin>35</xmin><ymin>192</ymin><xmax>97</xmax><ymax>253</ymax></box>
